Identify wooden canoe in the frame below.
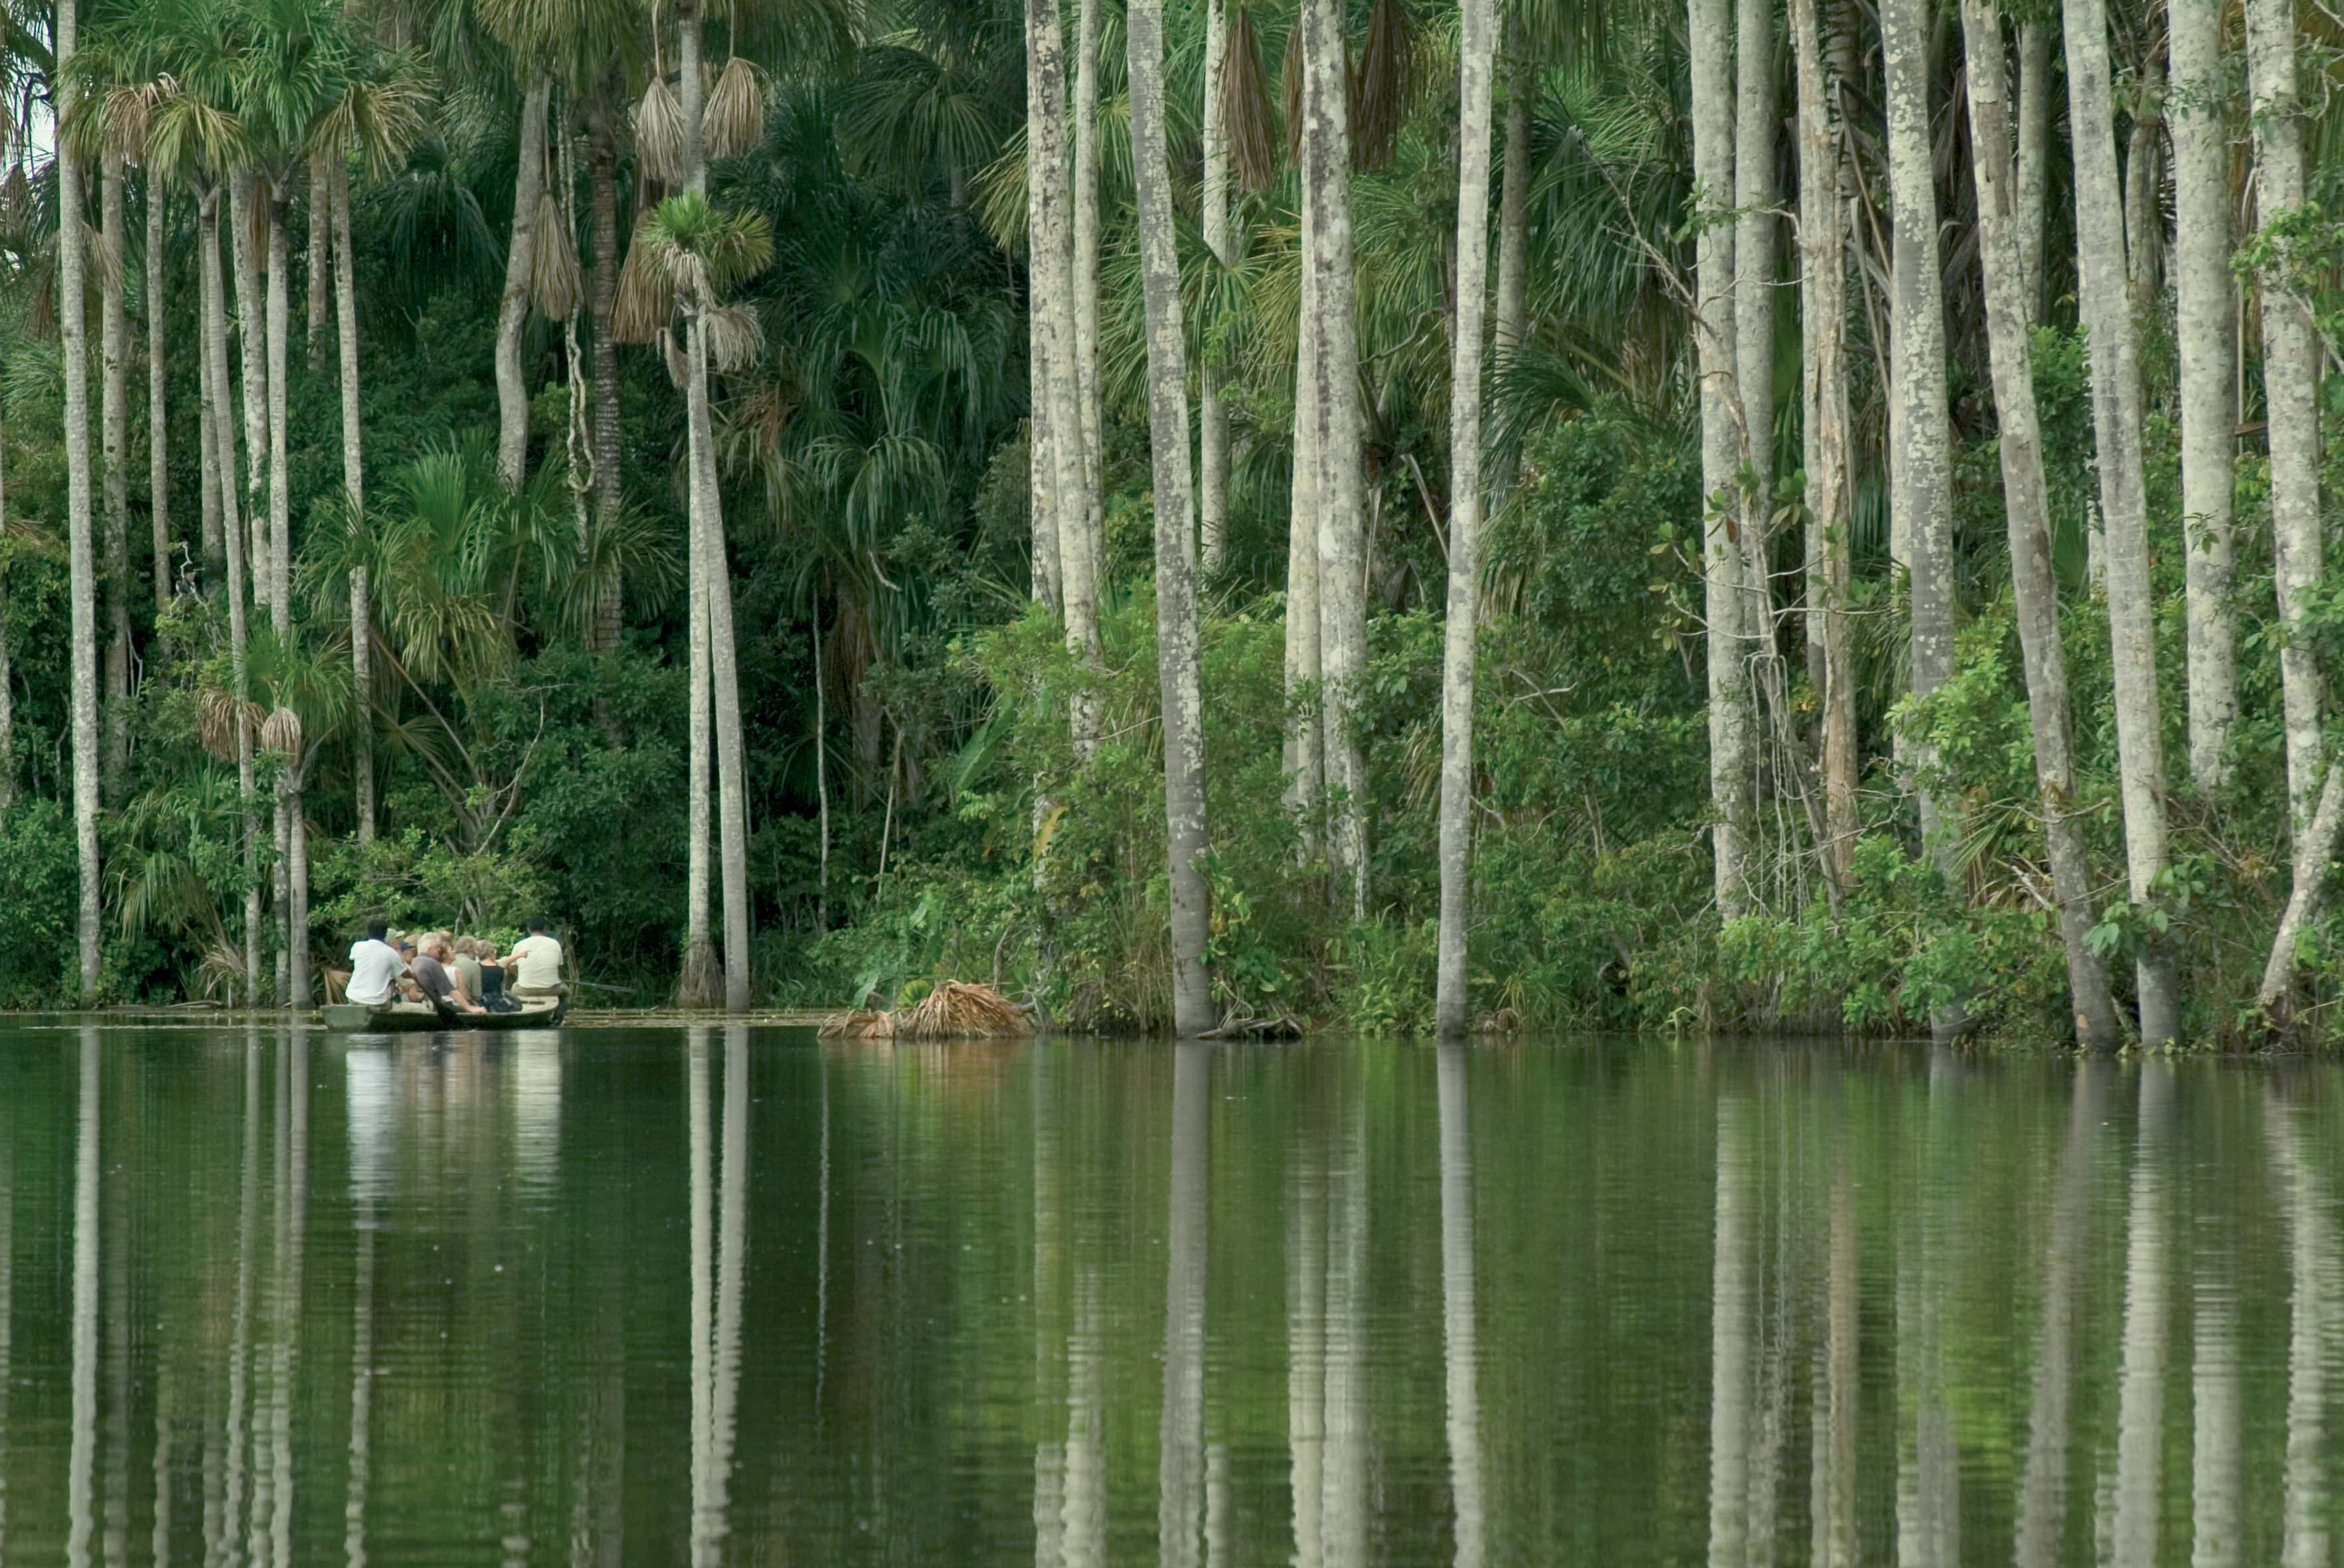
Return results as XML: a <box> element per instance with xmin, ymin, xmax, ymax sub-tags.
<box><xmin>320</xmin><ymin>994</ymin><xmax>568</xmax><ymax>1032</ymax></box>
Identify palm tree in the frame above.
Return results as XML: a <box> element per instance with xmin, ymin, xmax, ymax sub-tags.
<box><xmin>58</xmin><ymin>0</ymin><xmax>104</xmax><ymax>1001</ymax></box>
<box><xmin>1127</xmin><ymin>0</ymin><xmax>1214</xmax><ymax>1036</ymax></box>
<box><xmin>640</xmin><ymin>189</ymin><xmax>772</xmax><ymax>1012</ymax></box>
<box><xmin>1958</xmin><ymin>0</ymin><xmax>2119</xmax><ymax>1052</ymax></box>
<box><xmin>99</xmin><ymin>147</ymin><xmax>131</xmax><ymax>803</ymax></box>
<box><xmin>1434</xmin><ymin>0</ymin><xmax>1497</xmax><ymax>1038</ymax></box>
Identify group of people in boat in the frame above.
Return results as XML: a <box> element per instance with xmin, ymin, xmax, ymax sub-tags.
<box><xmin>343</xmin><ymin>917</ymin><xmax>565</xmax><ymax>1015</ymax></box>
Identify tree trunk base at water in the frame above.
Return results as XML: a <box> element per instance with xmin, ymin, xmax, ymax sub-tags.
<box><xmin>678</xmin><ymin>943</ymin><xmax>722</xmax><ymax>1011</ymax></box>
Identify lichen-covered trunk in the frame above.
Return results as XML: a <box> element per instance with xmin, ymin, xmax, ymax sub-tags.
<box><xmin>1793</xmin><ymin>0</ymin><xmax>1856</xmax><ymax>892</ymax></box>
<box><xmin>2170</xmin><ymin>0</ymin><xmax>2236</xmax><ymax>793</ymax></box>
<box><xmin>2015</xmin><ymin>20</ymin><xmax>2052</xmax><ymax>323</ymax></box>
<box><xmin>146</xmin><ymin>173</ymin><xmax>171</xmax><ymax>616</ymax></box>
<box><xmin>100</xmin><ymin>153</ymin><xmax>132</xmax><ymax>806</ymax></box>
<box><xmin>306</xmin><ymin>151</ymin><xmax>329</xmax><ymax>374</ymax></box>
<box><xmin>0</xmin><ymin>600</ymin><xmax>13</xmax><ymax>812</ymax></box>
<box><xmin>1026</xmin><ymin>0</ymin><xmax>1102</xmax><ymax>757</ymax></box>
<box><xmin>332</xmin><ymin>159</ymin><xmax>374</xmax><ymax>843</ymax></box>
<box><xmin>1072</xmin><ymin>0</ymin><xmax>1105</xmax><ymax>564</ymax></box>
<box><xmin>1960</xmin><ymin>0</ymin><xmax>2120</xmax><ymax>1052</ymax></box>
<box><xmin>267</xmin><ymin>197</ymin><xmax>305</xmax><ymax>1006</ymax></box>
<box><xmin>588</xmin><ymin>114</ymin><xmax>624</xmax><ymax>652</ymax></box>
<box><xmin>497</xmin><ymin>76</ymin><xmax>552</xmax><ymax>493</ymax></box>
<box><xmin>1300</xmin><ymin>0</ymin><xmax>1368</xmax><ymax>917</ymax></box>
<box><xmin>1435</xmin><ymin>0</ymin><xmax>1496</xmax><ymax>1038</ymax></box>
<box><xmin>1129</xmin><ymin>0</ymin><xmax>1218</xmax><ymax>1037</ymax></box>
<box><xmin>2247</xmin><ymin>0</ymin><xmax>2323</xmax><ymax>846</ymax></box>
<box><xmin>1198</xmin><ymin>0</ymin><xmax>1231</xmax><ymax>578</ymax></box>
<box><xmin>230</xmin><ymin>169</ymin><xmax>271</xmax><ymax>617</ymax></box>
<box><xmin>1284</xmin><ymin>288</ymin><xmax>1324</xmax><ymax>839</ymax></box>
<box><xmin>58</xmin><ymin>0</ymin><xmax>101</xmax><ymax>1001</ymax></box>
<box><xmin>687</xmin><ymin>314</ymin><xmax>753</xmax><ymax>1012</ymax></box>
<box><xmin>2066</xmin><ymin>0</ymin><xmax>2179</xmax><ymax>1042</ymax></box>
<box><xmin>203</xmin><ymin>193</ymin><xmax>264</xmax><ymax>1002</ymax></box>
<box><xmin>681</xmin><ymin>333</ymin><xmax>716</xmax><ymax>1006</ymax></box>
<box><xmin>1732</xmin><ymin>0</ymin><xmax>1777</xmax><ymax>621</ymax></box>
<box><xmin>1691</xmin><ymin>0</ymin><xmax>1752</xmax><ymax>921</ymax></box>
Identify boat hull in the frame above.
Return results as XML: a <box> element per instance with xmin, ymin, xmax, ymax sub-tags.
<box><xmin>321</xmin><ymin>995</ymin><xmax>567</xmax><ymax>1032</ymax></box>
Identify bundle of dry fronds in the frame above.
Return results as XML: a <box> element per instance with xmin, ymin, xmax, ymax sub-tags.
<box><xmin>703</xmin><ymin>57</ymin><xmax>765</xmax><ymax>161</ymax></box>
<box><xmin>897</xmin><ymin>981</ymin><xmax>1031</xmax><ymax>1038</ymax></box>
<box><xmin>1222</xmin><ymin>7</ymin><xmax>1278</xmax><ymax>192</ymax></box>
<box><xmin>633</xmin><ymin>76</ymin><xmax>687</xmax><ymax>189</ymax></box>
<box><xmin>529</xmin><ymin>193</ymin><xmax>582</xmax><ymax>321</ymax></box>
<box><xmin>1350</xmin><ymin>0</ymin><xmax>1414</xmax><ymax>171</ymax></box>
<box><xmin>819</xmin><ymin>1009</ymin><xmax>895</xmax><ymax>1040</ymax></box>
<box><xmin>614</xmin><ymin>218</ymin><xmax>675</xmax><ymax>343</ymax></box>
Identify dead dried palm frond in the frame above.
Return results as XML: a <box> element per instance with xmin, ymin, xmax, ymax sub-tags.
<box><xmin>197</xmin><ymin>687</ymin><xmax>264</xmax><ymax>761</ymax></box>
<box><xmin>896</xmin><ymin>981</ymin><xmax>1032</xmax><ymax>1040</ymax></box>
<box><xmin>698</xmin><ymin>301</ymin><xmax>764</xmax><ymax>372</ymax></box>
<box><xmin>613</xmin><ymin>218</ymin><xmax>675</xmax><ymax>343</ymax></box>
<box><xmin>259</xmin><ymin>705</ymin><xmax>303</xmax><ymax>759</ymax></box>
<box><xmin>82</xmin><ymin>217</ymin><xmax>123</xmax><ymax>299</ymax></box>
<box><xmin>1351</xmin><ymin>0</ymin><xmax>1414</xmax><ymax>171</ymax></box>
<box><xmin>1222</xmin><ymin>7</ymin><xmax>1278</xmax><ymax>193</ymax></box>
<box><xmin>243</xmin><ymin>175</ymin><xmax>274</xmax><ymax>263</ymax></box>
<box><xmin>663</xmin><ymin>330</ymin><xmax>691</xmax><ymax>389</ymax></box>
<box><xmin>1282</xmin><ymin>18</ymin><xmax>1304</xmax><ymax>167</ymax></box>
<box><xmin>529</xmin><ymin>192</ymin><xmax>582</xmax><ymax>321</ymax></box>
<box><xmin>633</xmin><ymin>76</ymin><xmax>687</xmax><ymax>189</ymax></box>
<box><xmin>703</xmin><ymin>56</ymin><xmax>765</xmax><ymax>161</ymax></box>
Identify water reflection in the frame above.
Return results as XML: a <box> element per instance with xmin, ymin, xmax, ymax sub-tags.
<box><xmin>9</xmin><ymin>1036</ymin><xmax>2344</xmax><ymax>1563</ymax></box>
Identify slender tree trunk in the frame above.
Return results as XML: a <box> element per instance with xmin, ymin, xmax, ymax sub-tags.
<box><xmin>1435</xmin><ymin>0</ymin><xmax>1497</xmax><ymax>1038</ymax></box>
<box><xmin>58</xmin><ymin>0</ymin><xmax>102</xmax><ymax>1002</ymax></box>
<box><xmin>1130</xmin><ymin>0</ymin><xmax>1218</xmax><ymax>1036</ymax></box>
<box><xmin>1960</xmin><ymin>0</ymin><xmax>2122</xmax><ymax>1052</ymax></box>
<box><xmin>1026</xmin><ymin>0</ymin><xmax>1103</xmax><ymax>757</ymax></box>
<box><xmin>1199</xmin><ymin>0</ymin><xmax>1232</xmax><ymax>578</ymax></box>
<box><xmin>0</xmin><ymin>597</ymin><xmax>13</xmax><ymax>813</ymax></box>
<box><xmin>230</xmin><ymin>169</ymin><xmax>271</xmax><ymax>616</ymax></box>
<box><xmin>2171</xmin><ymin>0</ymin><xmax>2236</xmax><ymax>793</ymax></box>
<box><xmin>813</xmin><ymin>608</ymin><xmax>829</xmax><ymax>931</ymax></box>
<box><xmin>1284</xmin><ymin>292</ymin><xmax>1324</xmax><ymax>838</ymax></box>
<box><xmin>1734</xmin><ymin>0</ymin><xmax>1778</xmax><ymax>604</ymax></box>
<box><xmin>1073</xmin><ymin>0</ymin><xmax>1105</xmax><ymax>564</ymax></box>
<box><xmin>2246</xmin><ymin>0</ymin><xmax>2323</xmax><ymax>844</ymax></box>
<box><xmin>2258</xmin><ymin>761</ymin><xmax>2344</xmax><ymax>1022</ymax></box>
<box><xmin>2015</xmin><ymin>20</ymin><xmax>2052</xmax><ymax>323</ymax></box>
<box><xmin>306</xmin><ymin>149</ymin><xmax>329</xmax><ymax>375</ymax></box>
<box><xmin>1489</xmin><ymin>21</ymin><xmax>1531</xmax><ymax>504</ymax></box>
<box><xmin>497</xmin><ymin>76</ymin><xmax>552</xmax><ymax>492</ymax></box>
<box><xmin>2066</xmin><ymin>0</ymin><xmax>2180</xmax><ymax>1042</ymax></box>
<box><xmin>198</xmin><ymin>248</ymin><xmax>224</xmax><ymax>591</ymax></box>
<box><xmin>100</xmin><ymin>153</ymin><xmax>132</xmax><ymax>806</ymax></box>
<box><xmin>332</xmin><ymin>159</ymin><xmax>373</xmax><ymax>844</ymax></box>
<box><xmin>2123</xmin><ymin>50</ymin><xmax>2165</xmax><ymax>321</ymax></box>
<box><xmin>1300</xmin><ymin>0</ymin><xmax>1368</xmax><ymax>917</ymax></box>
<box><xmin>681</xmin><ymin>384</ymin><xmax>716</xmax><ymax>1004</ymax></box>
<box><xmin>204</xmin><ymin>193</ymin><xmax>264</xmax><ymax>1002</ymax></box>
<box><xmin>588</xmin><ymin>109</ymin><xmax>624</xmax><ymax>651</ymax></box>
<box><xmin>146</xmin><ymin>173</ymin><xmax>171</xmax><ymax>616</ymax></box>
<box><xmin>268</xmin><ymin>196</ymin><xmax>305</xmax><ymax>1005</ymax></box>
<box><xmin>1691</xmin><ymin>0</ymin><xmax>1752</xmax><ymax>921</ymax></box>
<box><xmin>686</xmin><ymin>313</ymin><xmax>752</xmax><ymax>1012</ymax></box>
<box><xmin>1794</xmin><ymin>0</ymin><xmax>1856</xmax><ymax>891</ymax></box>
<box><xmin>679</xmin><ymin>0</ymin><xmax>708</xmax><ymax>191</ymax></box>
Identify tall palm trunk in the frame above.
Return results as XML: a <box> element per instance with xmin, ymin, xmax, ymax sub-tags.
<box><xmin>682</xmin><ymin>464</ymin><xmax>715</xmax><ymax>1005</ymax></box>
<box><xmin>2247</xmin><ymin>0</ymin><xmax>2323</xmax><ymax>841</ymax></box>
<box><xmin>1072</xmin><ymin>0</ymin><xmax>1104</xmax><ymax>563</ymax></box>
<box><xmin>230</xmin><ymin>169</ymin><xmax>271</xmax><ymax>617</ymax></box>
<box><xmin>0</xmin><ymin>597</ymin><xmax>13</xmax><ymax>812</ymax></box>
<box><xmin>307</xmin><ymin>149</ymin><xmax>329</xmax><ymax>374</ymax></box>
<box><xmin>1284</xmin><ymin>287</ymin><xmax>1323</xmax><ymax>838</ymax></box>
<box><xmin>679</xmin><ymin>0</ymin><xmax>707</xmax><ymax>190</ymax></box>
<box><xmin>2171</xmin><ymin>0</ymin><xmax>2236</xmax><ymax>792</ymax></box>
<box><xmin>1130</xmin><ymin>0</ymin><xmax>1217</xmax><ymax>1036</ymax></box>
<box><xmin>497</xmin><ymin>76</ymin><xmax>552</xmax><ymax>492</ymax></box>
<box><xmin>1794</xmin><ymin>0</ymin><xmax>1855</xmax><ymax>889</ymax></box>
<box><xmin>331</xmin><ymin>159</ymin><xmax>373</xmax><ymax>843</ymax></box>
<box><xmin>587</xmin><ymin>107</ymin><xmax>624</xmax><ymax>651</ymax></box>
<box><xmin>100</xmin><ymin>153</ymin><xmax>132</xmax><ymax>805</ymax></box>
<box><xmin>146</xmin><ymin>173</ymin><xmax>171</xmax><ymax>615</ymax></box>
<box><xmin>1434</xmin><ymin>0</ymin><xmax>1496</xmax><ymax>1038</ymax></box>
<box><xmin>202</xmin><ymin>190</ymin><xmax>264</xmax><ymax>1002</ymax></box>
<box><xmin>1732</xmin><ymin>0</ymin><xmax>1776</xmax><ymax>607</ymax></box>
<box><xmin>1489</xmin><ymin>19</ymin><xmax>1529</xmax><ymax>504</ymax></box>
<box><xmin>58</xmin><ymin>0</ymin><xmax>102</xmax><ymax>1002</ymax></box>
<box><xmin>197</xmin><ymin>232</ymin><xmax>224</xmax><ymax>590</ymax></box>
<box><xmin>1025</xmin><ymin>0</ymin><xmax>1103</xmax><ymax>757</ymax></box>
<box><xmin>1198</xmin><ymin>0</ymin><xmax>1231</xmax><ymax>578</ymax></box>
<box><xmin>268</xmin><ymin>195</ymin><xmax>306</xmax><ymax>1005</ymax></box>
<box><xmin>1691</xmin><ymin>0</ymin><xmax>1751</xmax><ymax>921</ymax></box>
<box><xmin>1299</xmin><ymin>0</ymin><xmax>1367</xmax><ymax>917</ymax></box>
<box><xmin>686</xmin><ymin>309</ymin><xmax>752</xmax><ymax>1012</ymax></box>
<box><xmin>1960</xmin><ymin>0</ymin><xmax>2120</xmax><ymax>1052</ymax></box>
<box><xmin>2015</xmin><ymin>20</ymin><xmax>2051</xmax><ymax>322</ymax></box>
<box><xmin>2065</xmin><ymin>0</ymin><xmax>2179</xmax><ymax>1042</ymax></box>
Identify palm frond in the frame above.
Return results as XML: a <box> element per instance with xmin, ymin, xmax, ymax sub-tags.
<box><xmin>703</xmin><ymin>56</ymin><xmax>764</xmax><ymax>161</ymax></box>
<box><xmin>528</xmin><ymin>190</ymin><xmax>581</xmax><ymax>320</ymax></box>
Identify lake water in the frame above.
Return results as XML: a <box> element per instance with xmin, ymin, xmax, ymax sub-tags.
<box><xmin>0</xmin><ymin>1027</ymin><xmax>2332</xmax><ymax>1566</ymax></box>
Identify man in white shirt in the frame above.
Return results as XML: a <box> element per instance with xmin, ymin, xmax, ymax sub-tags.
<box><xmin>347</xmin><ymin>919</ymin><xmax>409</xmax><ymax>1008</ymax></box>
<box><xmin>508</xmin><ymin>918</ymin><xmax>566</xmax><ymax>997</ymax></box>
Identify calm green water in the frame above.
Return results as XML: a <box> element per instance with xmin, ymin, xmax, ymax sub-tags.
<box><xmin>0</xmin><ymin>1028</ymin><xmax>2333</xmax><ymax>1566</ymax></box>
